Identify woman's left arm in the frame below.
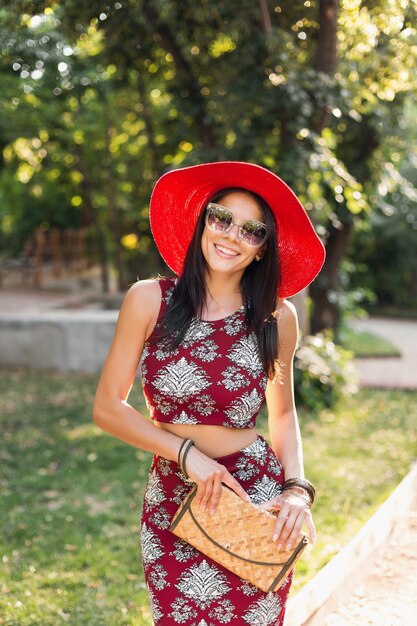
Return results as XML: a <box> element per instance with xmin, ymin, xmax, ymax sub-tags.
<box><xmin>261</xmin><ymin>299</ymin><xmax>316</xmax><ymax>551</ymax></box>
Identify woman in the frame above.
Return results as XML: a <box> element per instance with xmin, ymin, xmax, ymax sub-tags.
<box><xmin>93</xmin><ymin>161</ymin><xmax>325</xmax><ymax>625</ymax></box>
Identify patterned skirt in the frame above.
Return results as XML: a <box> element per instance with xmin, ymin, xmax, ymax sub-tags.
<box><xmin>140</xmin><ymin>435</ymin><xmax>292</xmax><ymax>626</ymax></box>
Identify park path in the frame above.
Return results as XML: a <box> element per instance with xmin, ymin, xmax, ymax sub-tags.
<box><xmin>323</xmin><ymin>502</ymin><xmax>417</xmax><ymax>626</ymax></box>
<box><xmin>351</xmin><ymin>316</ymin><xmax>417</xmax><ymax>390</ymax></box>
<box><xmin>317</xmin><ymin>317</ymin><xmax>417</xmax><ymax>626</ymax></box>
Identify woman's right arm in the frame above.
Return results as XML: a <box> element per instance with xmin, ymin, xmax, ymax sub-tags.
<box><xmin>92</xmin><ymin>280</ymin><xmax>249</xmax><ymax>512</ymax></box>
<box><xmin>93</xmin><ymin>280</ymin><xmax>186</xmax><ymax>460</ymax></box>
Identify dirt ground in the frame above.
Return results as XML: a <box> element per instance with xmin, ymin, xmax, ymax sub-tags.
<box><xmin>324</xmin><ymin>502</ymin><xmax>417</xmax><ymax>625</ymax></box>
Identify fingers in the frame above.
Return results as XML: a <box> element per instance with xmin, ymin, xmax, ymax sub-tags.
<box><xmin>277</xmin><ymin>511</ymin><xmax>306</xmax><ymax>552</ymax></box>
<box><xmin>266</xmin><ymin>492</ymin><xmax>313</xmax><ymax>552</ymax></box>
<box><xmin>259</xmin><ymin>497</ymin><xmax>280</xmax><ymax>513</ymax></box>
<box><xmin>223</xmin><ymin>473</ymin><xmax>251</xmax><ymax>504</ymax></box>
<box><xmin>196</xmin><ymin>469</ymin><xmax>223</xmax><ymax>514</ymax></box>
<box><xmin>186</xmin><ymin>448</ymin><xmax>250</xmax><ymax>515</ymax></box>
<box><xmin>187</xmin><ymin>457</ymin><xmax>227</xmax><ymax>511</ymax></box>
<box><xmin>305</xmin><ymin>510</ymin><xmax>316</xmax><ymax>543</ymax></box>
<box><xmin>195</xmin><ymin>477</ymin><xmax>214</xmax><ymax>510</ymax></box>
<box><xmin>272</xmin><ymin>506</ymin><xmax>294</xmax><ymax>547</ymax></box>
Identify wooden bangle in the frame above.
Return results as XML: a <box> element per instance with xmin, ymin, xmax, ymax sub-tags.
<box><xmin>177</xmin><ymin>438</ymin><xmax>189</xmax><ymax>468</ymax></box>
<box><xmin>282</xmin><ymin>478</ymin><xmax>316</xmax><ymax>505</ymax></box>
<box><xmin>178</xmin><ymin>439</ymin><xmax>190</xmax><ymax>473</ymax></box>
<box><xmin>179</xmin><ymin>439</ymin><xmax>194</xmax><ymax>478</ymax></box>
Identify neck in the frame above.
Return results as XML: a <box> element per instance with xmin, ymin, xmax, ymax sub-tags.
<box><xmin>203</xmin><ymin>271</ymin><xmax>243</xmax><ymax>315</ymax></box>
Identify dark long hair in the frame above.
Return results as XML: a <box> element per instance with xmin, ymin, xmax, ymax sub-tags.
<box><xmin>157</xmin><ymin>188</ymin><xmax>281</xmax><ymax>377</ymax></box>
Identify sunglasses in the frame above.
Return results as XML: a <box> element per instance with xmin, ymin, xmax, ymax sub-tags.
<box><xmin>205</xmin><ymin>203</ymin><xmax>268</xmax><ymax>247</ymax></box>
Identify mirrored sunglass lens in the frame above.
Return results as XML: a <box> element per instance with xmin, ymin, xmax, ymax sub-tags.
<box><xmin>207</xmin><ymin>207</ymin><xmax>232</xmax><ymax>231</ymax></box>
<box><xmin>241</xmin><ymin>222</ymin><xmax>267</xmax><ymax>245</ymax></box>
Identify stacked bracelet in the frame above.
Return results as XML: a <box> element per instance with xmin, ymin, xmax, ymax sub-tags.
<box><xmin>177</xmin><ymin>439</ymin><xmax>194</xmax><ymax>479</ymax></box>
<box><xmin>281</xmin><ymin>478</ymin><xmax>316</xmax><ymax>506</ymax></box>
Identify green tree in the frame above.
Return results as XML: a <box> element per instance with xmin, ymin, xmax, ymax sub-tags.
<box><xmin>1</xmin><ymin>1</ymin><xmax>416</xmax><ymax>323</ymax></box>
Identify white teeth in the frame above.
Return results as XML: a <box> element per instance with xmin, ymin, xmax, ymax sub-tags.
<box><xmin>215</xmin><ymin>244</ymin><xmax>239</xmax><ymax>257</ymax></box>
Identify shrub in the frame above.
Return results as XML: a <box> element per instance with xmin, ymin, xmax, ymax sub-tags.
<box><xmin>294</xmin><ymin>331</ymin><xmax>358</xmax><ymax>411</ymax></box>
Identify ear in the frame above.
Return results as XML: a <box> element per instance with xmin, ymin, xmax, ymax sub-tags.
<box><xmin>255</xmin><ymin>246</ymin><xmax>266</xmax><ymax>261</ymax></box>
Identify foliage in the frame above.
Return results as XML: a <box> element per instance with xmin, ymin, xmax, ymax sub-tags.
<box><xmin>1</xmin><ymin>370</ymin><xmax>416</xmax><ymax>621</ymax></box>
<box><xmin>294</xmin><ymin>330</ymin><xmax>358</xmax><ymax>411</ymax></box>
<box><xmin>0</xmin><ymin>1</ymin><xmax>416</xmax><ymax>306</ymax></box>
<box><xmin>340</xmin><ymin>79</ymin><xmax>417</xmax><ymax>310</ymax></box>
<box><xmin>346</xmin><ymin>149</ymin><xmax>417</xmax><ymax>309</ymax></box>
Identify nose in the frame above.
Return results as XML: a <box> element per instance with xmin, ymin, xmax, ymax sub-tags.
<box><xmin>224</xmin><ymin>223</ymin><xmax>240</xmax><ymax>242</ymax></box>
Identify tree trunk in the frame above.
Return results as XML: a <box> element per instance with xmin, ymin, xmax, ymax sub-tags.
<box><xmin>310</xmin><ymin>0</ymin><xmax>343</xmax><ymax>333</ymax></box>
<box><xmin>316</xmin><ymin>0</ymin><xmax>338</xmax><ymax>74</ymax></box>
<box><xmin>137</xmin><ymin>71</ymin><xmax>162</xmax><ymax>182</ymax></box>
<box><xmin>258</xmin><ymin>0</ymin><xmax>272</xmax><ymax>34</ymax></box>
<box><xmin>102</xmin><ymin>93</ymin><xmax>126</xmax><ymax>291</ymax></box>
<box><xmin>310</xmin><ymin>219</ymin><xmax>352</xmax><ymax>334</ymax></box>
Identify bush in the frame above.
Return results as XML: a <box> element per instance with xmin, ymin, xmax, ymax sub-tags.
<box><xmin>294</xmin><ymin>331</ymin><xmax>358</xmax><ymax>411</ymax></box>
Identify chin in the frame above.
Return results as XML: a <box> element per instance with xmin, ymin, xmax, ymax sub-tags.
<box><xmin>206</xmin><ymin>257</ymin><xmax>248</xmax><ymax>276</ymax></box>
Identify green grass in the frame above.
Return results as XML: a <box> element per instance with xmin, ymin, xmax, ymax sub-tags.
<box><xmin>1</xmin><ymin>370</ymin><xmax>416</xmax><ymax>623</ymax></box>
<box><xmin>339</xmin><ymin>326</ymin><xmax>401</xmax><ymax>358</ymax></box>
<box><xmin>289</xmin><ymin>389</ymin><xmax>417</xmax><ymax>591</ymax></box>
<box><xmin>368</xmin><ymin>305</ymin><xmax>417</xmax><ymax>320</ymax></box>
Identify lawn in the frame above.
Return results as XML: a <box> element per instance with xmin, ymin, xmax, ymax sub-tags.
<box><xmin>1</xmin><ymin>369</ymin><xmax>416</xmax><ymax>625</ymax></box>
<box><xmin>339</xmin><ymin>326</ymin><xmax>401</xmax><ymax>357</ymax></box>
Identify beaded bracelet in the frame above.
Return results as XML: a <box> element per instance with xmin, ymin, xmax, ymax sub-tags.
<box><xmin>281</xmin><ymin>478</ymin><xmax>316</xmax><ymax>505</ymax></box>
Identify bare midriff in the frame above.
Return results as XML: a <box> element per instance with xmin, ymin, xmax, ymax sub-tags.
<box><xmin>153</xmin><ymin>422</ymin><xmax>258</xmax><ymax>459</ymax></box>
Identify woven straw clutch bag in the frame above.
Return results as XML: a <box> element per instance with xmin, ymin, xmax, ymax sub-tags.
<box><xmin>170</xmin><ymin>484</ymin><xmax>308</xmax><ymax>592</ymax></box>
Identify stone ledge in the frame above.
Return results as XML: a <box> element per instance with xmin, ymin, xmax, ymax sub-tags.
<box><xmin>285</xmin><ymin>462</ymin><xmax>417</xmax><ymax>626</ymax></box>
<box><xmin>0</xmin><ymin>312</ymin><xmax>118</xmax><ymax>373</ymax></box>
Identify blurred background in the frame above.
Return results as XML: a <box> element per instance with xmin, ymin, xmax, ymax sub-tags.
<box><xmin>1</xmin><ymin>0</ymin><xmax>416</xmax><ymax>331</ymax></box>
<box><xmin>1</xmin><ymin>2</ymin><xmax>416</xmax><ymax>625</ymax></box>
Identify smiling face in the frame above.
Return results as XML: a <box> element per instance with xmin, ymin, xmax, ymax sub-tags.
<box><xmin>201</xmin><ymin>191</ymin><xmax>266</xmax><ymax>279</ymax></box>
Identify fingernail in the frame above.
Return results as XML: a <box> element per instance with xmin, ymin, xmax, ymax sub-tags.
<box><xmin>276</xmin><ymin>541</ymin><xmax>282</xmax><ymax>549</ymax></box>
<box><xmin>201</xmin><ymin>505</ymin><xmax>206</xmax><ymax>512</ymax></box>
<box><xmin>273</xmin><ymin>533</ymin><xmax>278</xmax><ymax>542</ymax></box>
<box><xmin>209</xmin><ymin>508</ymin><xmax>215</xmax><ymax>516</ymax></box>
<box><xmin>285</xmin><ymin>544</ymin><xmax>291</xmax><ymax>552</ymax></box>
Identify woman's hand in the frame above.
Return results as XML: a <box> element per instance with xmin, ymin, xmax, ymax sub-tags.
<box><xmin>184</xmin><ymin>445</ymin><xmax>250</xmax><ymax>515</ymax></box>
<box><xmin>259</xmin><ymin>490</ymin><xmax>316</xmax><ymax>551</ymax></box>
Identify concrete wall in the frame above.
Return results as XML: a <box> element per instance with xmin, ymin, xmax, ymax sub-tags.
<box><xmin>0</xmin><ymin>311</ymin><xmax>118</xmax><ymax>373</ymax></box>
<box><xmin>0</xmin><ymin>290</ymin><xmax>309</xmax><ymax>374</ymax></box>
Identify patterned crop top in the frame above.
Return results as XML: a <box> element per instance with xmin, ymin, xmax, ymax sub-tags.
<box><xmin>140</xmin><ymin>278</ymin><xmax>268</xmax><ymax>429</ymax></box>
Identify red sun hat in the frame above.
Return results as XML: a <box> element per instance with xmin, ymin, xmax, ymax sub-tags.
<box><xmin>149</xmin><ymin>161</ymin><xmax>325</xmax><ymax>298</ymax></box>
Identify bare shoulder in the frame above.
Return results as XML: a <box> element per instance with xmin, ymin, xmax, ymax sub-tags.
<box><xmin>275</xmin><ymin>299</ymin><xmax>298</xmax><ymax>350</ymax></box>
<box><xmin>276</xmin><ymin>298</ymin><xmax>298</xmax><ymax>328</ymax></box>
<box><xmin>119</xmin><ymin>278</ymin><xmax>164</xmax><ymax>335</ymax></box>
<box><xmin>126</xmin><ymin>278</ymin><xmax>163</xmax><ymax>309</ymax></box>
